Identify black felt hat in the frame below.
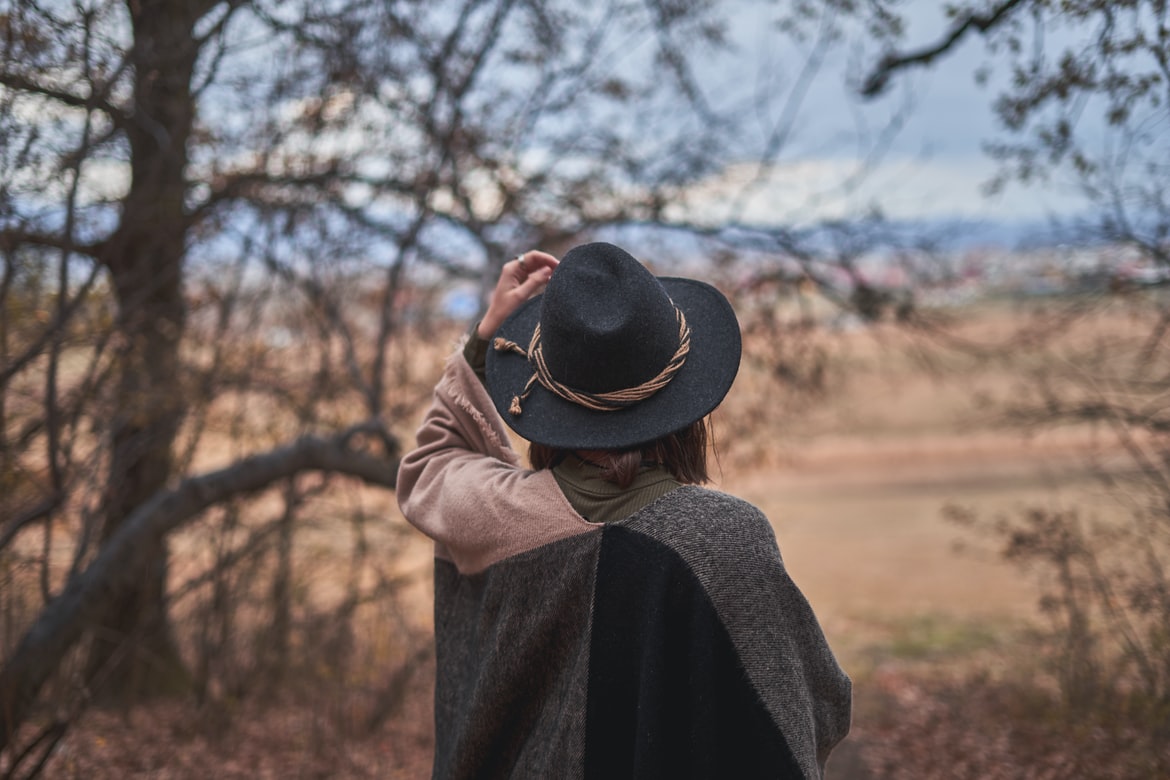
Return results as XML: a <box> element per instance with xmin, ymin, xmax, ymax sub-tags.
<box><xmin>485</xmin><ymin>242</ymin><xmax>741</xmax><ymax>450</ymax></box>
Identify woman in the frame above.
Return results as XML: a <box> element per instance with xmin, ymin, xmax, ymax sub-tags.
<box><xmin>397</xmin><ymin>242</ymin><xmax>851</xmax><ymax>779</ymax></box>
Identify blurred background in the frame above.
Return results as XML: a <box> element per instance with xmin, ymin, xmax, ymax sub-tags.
<box><xmin>1</xmin><ymin>0</ymin><xmax>1167</xmax><ymax>776</ymax></box>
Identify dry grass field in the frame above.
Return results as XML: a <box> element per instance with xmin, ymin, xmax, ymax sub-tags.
<box><xmin>716</xmin><ymin>298</ymin><xmax>1167</xmax><ymax>778</ymax></box>
<box><xmin>719</xmin><ymin>341</ymin><xmax>1121</xmax><ymax>674</ymax></box>
<box><xmin>12</xmin><ymin>296</ymin><xmax>1166</xmax><ymax>778</ymax></box>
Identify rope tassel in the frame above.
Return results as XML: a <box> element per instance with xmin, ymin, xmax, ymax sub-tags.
<box><xmin>493</xmin><ymin>307</ymin><xmax>691</xmax><ymax>416</ymax></box>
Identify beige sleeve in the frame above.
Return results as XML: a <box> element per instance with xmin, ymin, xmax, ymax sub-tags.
<box><xmin>396</xmin><ymin>352</ymin><xmax>595</xmax><ymax>574</ymax></box>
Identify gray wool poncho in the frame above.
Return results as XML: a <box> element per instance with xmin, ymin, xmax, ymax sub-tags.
<box><xmin>396</xmin><ymin>352</ymin><xmax>851</xmax><ymax>779</ymax></box>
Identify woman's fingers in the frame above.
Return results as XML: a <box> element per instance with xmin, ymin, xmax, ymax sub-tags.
<box><xmin>478</xmin><ymin>250</ymin><xmax>559</xmax><ymax>338</ymax></box>
<box><xmin>519</xmin><ymin>250</ymin><xmax>559</xmax><ymax>276</ymax></box>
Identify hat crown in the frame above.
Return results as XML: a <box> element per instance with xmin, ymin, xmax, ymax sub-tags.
<box><xmin>485</xmin><ymin>240</ymin><xmax>741</xmax><ymax>451</ymax></box>
<box><xmin>540</xmin><ymin>243</ymin><xmax>678</xmax><ymax>394</ymax></box>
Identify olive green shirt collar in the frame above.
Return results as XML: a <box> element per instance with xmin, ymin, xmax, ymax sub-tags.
<box><xmin>552</xmin><ymin>455</ymin><xmax>680</xmax><ymax>525</ymax></box>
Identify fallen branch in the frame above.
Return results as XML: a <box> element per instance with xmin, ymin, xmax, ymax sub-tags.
<box><xmin>0</xmin><ymin>421</ymin><xmax>399</xmax><ymax>753</ymax></box>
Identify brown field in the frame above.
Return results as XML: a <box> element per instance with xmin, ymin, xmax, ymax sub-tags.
<box><xmin>716</xmin><ymin>301</ymin><xmax>1128</xmax><ymax>670</ymax></box>
<box><xmin>11</xmin><ymin>297</ymin><xmax>1162</xmax><ymax>778</ymax></box>
<box><xmin>723</xmin><ymin>444</ymin><xmax>1105</xmax><ymax>672</ymax></box>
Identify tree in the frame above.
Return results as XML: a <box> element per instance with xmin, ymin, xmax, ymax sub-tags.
<box><xmin>0</xmin><ymin>0</ymin><xmax>778</xmax><ymax>758</ymax></box>
<box><xmin>850</xmin><ymin>0</ymin><xmax>1170</xmax><ymax>720</ymax></box>
<box><xmin>858</xmin><ymin>0</ymin><xmax>1169</xmax><ymax>262</ymax></box>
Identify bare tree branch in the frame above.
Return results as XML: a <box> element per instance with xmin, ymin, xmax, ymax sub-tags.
<box><xmin>0</xmin><ymin>70</ymin><xmax>130</xmax><ymax>129</ymax></box>
<box><xmin>0</xmin><ymin>229</ymin><xmax>105</xmax><ymax>260</ymax></box>
<box><xmin>0</xmin><ymin>421</ymin><xmax>399</xmax><ymax>751</ymax></box>
<box><xmin>859</xmin><ymin>0</ymin><xmax>1029</xmax><ymax>98</ymax></box>
<box><xmin>0</xmin><ymin>495</ymin><xmax>63</xmax><ymax>555</ymax></box>
<box><xmin>0</xmin><ymin>259</ymin><xmax>102</xmax><ymax>390</ymax></box>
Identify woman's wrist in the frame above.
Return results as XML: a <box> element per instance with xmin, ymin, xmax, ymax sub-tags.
<box><xmin>476</xmin><ymin>313</ymin><xmax>503</xmax><ymax>340</ymax></box>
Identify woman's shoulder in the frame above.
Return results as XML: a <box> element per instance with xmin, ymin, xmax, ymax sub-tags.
<box><xmin>642</xmin><ymin>484</ymin><xmax>770</xmax><ymax>528</ymax></box>
<box><xmin>620</xmin><ymin>485</ymin><xmax>783</xmax><ymax>566</ymax></box>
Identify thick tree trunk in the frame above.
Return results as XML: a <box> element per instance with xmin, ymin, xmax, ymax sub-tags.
<box><xmin>86</xmin><ymin>0</ymin><xmax>203</xmax><ymax>699</ymax></box>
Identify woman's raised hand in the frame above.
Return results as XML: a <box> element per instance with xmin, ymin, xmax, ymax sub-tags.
<box><xmin>477</xmin><ymin>250</ymin><xmax>559</xmax><ymax>339</ymax></box>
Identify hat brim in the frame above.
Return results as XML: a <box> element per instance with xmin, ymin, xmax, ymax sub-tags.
<box><xmin>485</xmin><ymin>277</ymin><xmax>741</xmax><ymax>450</ymax></box>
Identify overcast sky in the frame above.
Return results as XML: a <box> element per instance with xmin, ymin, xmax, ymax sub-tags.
<box><xmin>680</xmin><ymin>2</ymin><xmax>1095</xmax><ymax>229</ymax></box>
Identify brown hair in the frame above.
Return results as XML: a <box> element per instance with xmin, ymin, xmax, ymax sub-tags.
<box><xmin>528</xmin><ymin>417</ymin><xmax>713</xmax><ymax>489</ymax></box>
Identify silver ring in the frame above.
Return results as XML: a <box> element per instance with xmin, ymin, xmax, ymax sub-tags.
<box><xmin>516</xmin><ymin>253</ymin><xmax>527</xmax><ymax>272</ymax></box>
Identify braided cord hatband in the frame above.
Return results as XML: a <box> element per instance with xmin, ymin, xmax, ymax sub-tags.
<box><xmin>493</xmin><ymin>306</ymin><xmax>692</xmax><ymax>416</ymax></box>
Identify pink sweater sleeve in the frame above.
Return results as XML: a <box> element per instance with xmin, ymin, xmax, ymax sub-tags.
<box><xmin>396</xmin><ymin>351</ymin><xmax>596</xmax><ymax>574</ymax></box>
